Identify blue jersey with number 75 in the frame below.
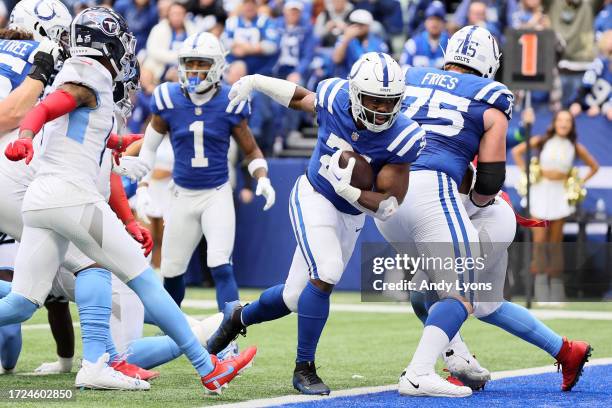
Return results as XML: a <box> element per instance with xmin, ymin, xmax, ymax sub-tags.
<box><xmin>402</xmin><ymin>67</ymin><xmax>514</xmax><ymax>185</ymax></box>
<box><xmin>150</xmin><ymin>82</ymin><xmax>250</xmax><ymax>189</ymax></box>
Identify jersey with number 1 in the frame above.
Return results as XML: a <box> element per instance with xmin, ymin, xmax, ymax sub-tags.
<box><xmin>402</xmin><ymin>67</ymin><xmax>513</xmax><ymax>185</ymax></box>
<box><xmin>150</xmin><ymin>82</ymin><xmax>250</xmax><ymax>189</ymax></box>
<box><xmin>308</xmin><ymin>78</ymin><xmax>425</xmax><ymax>215</ymax></box>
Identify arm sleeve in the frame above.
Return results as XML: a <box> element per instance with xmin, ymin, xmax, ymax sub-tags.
<box><xmin>108</xmin><ymin>172</ymin><xmax>135</xmax><ymax>225</ymax></box>
<box><xmin>19</xmin><ymin>90</ymin><xmax>77</xmax><ymax>134</ymax></box>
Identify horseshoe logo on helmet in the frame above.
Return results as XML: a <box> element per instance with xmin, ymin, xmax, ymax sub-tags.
<box><xmin>34</xmin><ymin>0</ymin><xmax>57</xmax><ymax>21</ymax></box>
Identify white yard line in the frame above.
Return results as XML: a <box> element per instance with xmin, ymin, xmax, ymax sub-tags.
<box><xmin>181</xmin><ymin>299</ymin><xmax>612</xmax><ymax>321</ymax></box>
<box><xmin>18</xmin><ymin>301</ymin><xmax>612</xmax><ymax>331</ymax></box>
<box><xmin>213</xmin><ymin>358</ymin><xmax>612</xmax><ymax>408</ymax></box>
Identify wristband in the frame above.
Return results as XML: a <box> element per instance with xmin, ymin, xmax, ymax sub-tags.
<box><xmin>27</xmin><ymin>52</ymin><xmax>55</xmax><ymax>86</ymax></box>
<box><xmin>248</xmin><ymin>158</ymin><xmax>268</xmax><ymax>177</ymax></box>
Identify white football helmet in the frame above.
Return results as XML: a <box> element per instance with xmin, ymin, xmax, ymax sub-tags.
<box><xmin>178</xmin><ymin>32</ymin><xmax>227</xmax><ymax>103</ymax></box>
<box><xmin>9</xmin><ymin>0</ymin><xmax>72</xmax><ymax>45</ymax></box>
<box><xmin>348</xmin><ymin>52</ymin><xmax>405</xmax><ymax>132</ymax></box>
<box><xmin>443</xmin><ymin>25</ymin><xmax>501</xmax><ymax>79</ymax></box>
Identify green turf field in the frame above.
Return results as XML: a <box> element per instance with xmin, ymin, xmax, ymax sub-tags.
<box><xmin>0</xmin><ymin>288</ymin><xmax>610</xmax><ymax>408</ymax></box>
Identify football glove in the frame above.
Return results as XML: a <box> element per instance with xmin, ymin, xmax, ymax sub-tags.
<box><xmin>112</xmin><ymin>156</ymin><xmax>150</xmax><ymax>181</ymax></box>
<box><xmin>255</xmin><ymin>177</ymin><xmax>275</xmax><ymax>211</ymax></box>
<box><xmin>4</xmin><ymin>138</ymin><xmax>34</xmax><ymax>164</ymax></box>
<box><xmin>327</xmin><ymin>150</ymin><xmax>360</xmax><ymax>203</ymax></box>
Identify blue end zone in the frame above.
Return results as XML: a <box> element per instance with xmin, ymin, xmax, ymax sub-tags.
<box><xmin>280</xmin><ymin>364</ymin><xmax>612</xmax><ymax>408</ymax></box>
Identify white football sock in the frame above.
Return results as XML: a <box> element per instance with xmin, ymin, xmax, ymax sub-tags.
<box><xmin>409</xmin><ymin>325</ymin><xmax>450</xmax><ymax>375</ymax></box>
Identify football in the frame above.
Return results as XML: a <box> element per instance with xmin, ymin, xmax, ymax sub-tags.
<box><xmin>339</xmin><ymin>150</ymin><xmax>374</xmax><ymax>191</ymax></box>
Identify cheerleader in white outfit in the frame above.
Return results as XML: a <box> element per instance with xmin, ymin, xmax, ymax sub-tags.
<box><xmin>512</xmin><ymin>110</ymin><xmax>599</xmax><ymax>302</ymax></box>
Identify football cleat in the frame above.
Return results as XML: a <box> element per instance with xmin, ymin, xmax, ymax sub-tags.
<box><xmin>185</xmin><ymin>312</ymin><xmax>223</xmax><ymax>348</ymax></box>
<box><xmin>75</xmin><ymin>353</ymin><xmax>150</xmax><ymax>390</ymax></box>
<box><xmin>206</xmin><ymin>301</ymin><xmax>246</xmax><ymax>355</ymax></box>
<box><xmin>110</xmin><ymin>360</ymin><xmax>160</xmax><ymax>381</ymax></box>
<box><xmin>201</xmin><ymin>346</ymin><xmax>257</xmax><ymax>394</ymax></box>
<box><xmin>217</xmin><ymin>341</ymin><xmax>240</xmax><ymax>362</ymax></box>
<box><xmin>443</xmin><ymin>349</ymin><xmax>490</xmax><ymax>390</ymax></box>
<box><xmin>398</xmin><ymin>367</ymin><xmax>472</xmax><ymax>397</ymax></box>
<box><xmin>0</xmin><ymin>366</ymin><xmax>14</xmax><ymax>375</ymax></box>
<box><xmin>555</xmin><ymin>337</ymin><xmax>592</xmax><ymax>391</ymax></box>
<box><xmin>293</xmin><ymin>361</ymin><xmax>330</xmax><ymax>395</ymax></box>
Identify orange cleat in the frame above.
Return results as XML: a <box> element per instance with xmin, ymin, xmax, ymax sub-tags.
<box><xmin>201</xmin><ymin>346</ymin><xmax>257</xmax><ymax>394</ymax></box>
<box><xmin>110</xmin><ymin>360</ymin><xmax>160</xmax><ymax>381</ymax></box>
<box><xmin>555</xmin><ymin>337</ymin><xmax>592</xmax><ymax>391</ymax></box>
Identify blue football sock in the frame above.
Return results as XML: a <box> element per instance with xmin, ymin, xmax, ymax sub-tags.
<box><xmin>75</xmin><ymin>268</ymin><xmax>112</xmax><ymax>363</ymax></box>
<box><xmin>127</xmin><ymin>336</ymin><xmax>181</xmax><ymax>369</ymax></box>
<box><xmin>478</xmin><ymin>301</ymin><xmax>563</xmax><ymax>357</ymax></box>
<box><xmin>143</xmin><ymin>308</ymin><xmax>156</xmax><ymax>325</ymax></box>
<box><xmin>128</xmin><ymin>268</ymin><xmax>213</xmax><ymax>377</ymax></box>
<box><xmin>241</xmin><ymin>284</ymin><xmax>291</xmax><ymax>326</ymax></box>
<box><xmin>425</xmin><ymin>298</ymin><xmax>468</xmax><ymax>340</ymax></box>
<box><xmin>163</xmin><ymin>275</ymin><xmax>186</xmax><ymax>307</ymax></box>
<box><xmin>0</xmin><ymin>323</ymin><xmax>22</xmax><ymax>370</ymax></box>
<box><xmin>0</xmin><ymin>280</ymin><xmax>11</xmax><ymax>298</ymax></box>
<box><xmin>410</xmin><ymin>291</ymin><xmax>428</xmax><ymax>325</ymax></box>
<box><xmin>0</xmin><ymin>292</ymin><xmax>37</xmax><ymax>325</ymax></box>
<box><xmin>210</xmin><ymin>264</ymin><xmax>239</xmax><ymax>311</ymax></box>
<box><xmin>296</xmin><ymin>282</ymin><xmax>330</xmax><ymax>363</ymax></box>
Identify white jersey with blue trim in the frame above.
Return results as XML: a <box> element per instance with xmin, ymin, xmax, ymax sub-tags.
<box><xmin>150</xmin><ymin>82</ymin><xmax>250</xmax><ymax>190</ymax></box>
<box><xmin>307</xmin><ymin>78</ymin><xmax>425</xmax><ymax>215</ymax></box>
<box><xmin>402</xmin><ymin>67</ymin><xmax>513</xmax><ymax>185</ymax></box>
<box><xmin>23</xmin><ymin>57</ymin><xmax>115</xmax><ymax>211</ymax></box>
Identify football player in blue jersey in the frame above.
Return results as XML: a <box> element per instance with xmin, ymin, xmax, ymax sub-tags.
<box><xmin>118</xmin><ymin>32</ymin><xmax>276</xmax><ymax>310</ymax></box>
<box><xmin>377</xmin><ymin>25</ymin><xmax>592</xmax><ymax>397</ymax></box>
<box><xmin>205</xmin><ymin>52</ymin><xmax>425</xmax><ymax>395</ymax></box>
<box><xmin>0</xmin><ymin>0</ymin><xmax>68</xmax><ymax>136</ymax></box>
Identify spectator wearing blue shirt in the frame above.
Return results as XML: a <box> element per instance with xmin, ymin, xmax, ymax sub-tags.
<box><xmin>465</xmin><ymin>0</ymin><xmax>503</xmax><ymax>42</ymax></box>
<box><xmin>114</xmin><ymin>0</ymin><xmax>159</xmax><ymax>55</ymax></box>
<box><xmin>332</xmin><ymin>9</ymin><xmax>388</xmax><ymax>79</ymax></box>
<box><xmin>399</xmin><ymin>1</ymin><xmax>449</xmax><ymax>70</ymax></box>
<box><xmin>274</xmin><ymin>1</ymin><xmax>318</xmax><ymax>83</ymax></box>
<box><xmin>595</xmin><ymin>0</ymin><xmax>612</xmax><ymax>41</ymax></box>
<box><xmin>511</xmin><ymin>0</ymin><xmax>550</xmax><ymax>30</ymax></box>
<box><xmin>452</xmin><ymin>0</ymin><xmax>517</xmax><ymax>35</ymax></box>
<box><xmin>224</xmin><ymin>0</ymin><xmax>281</xmax><ymax>75</ymax></box>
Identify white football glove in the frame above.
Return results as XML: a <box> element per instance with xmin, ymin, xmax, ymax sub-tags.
<box><xmin>112</xmin><ymin>156</ymin><xmax>150</xmax><ymax>182</ymax></box>
<box><xmin>227</xmin><ymin>75</ymin><xmax>255</xmax><ymax>111</ymax></box>
<box><xmin>135</xmin><ymin>186</ymin><xmax>153</xmax><ymax>224</ymax></box>
<box><xmin>327</xmin><ymin>150</ymin><xmax>361</xmax><ymax>203</ymax></box>
<box><xmin>255</xmin><ymin>177</ymin><xmax>276</xmax><ymax>211</ymax></box>
<box><xmin>33</xmin><ymin>38</ymin><xmax>66</xmax><ymax>67</ymax></box>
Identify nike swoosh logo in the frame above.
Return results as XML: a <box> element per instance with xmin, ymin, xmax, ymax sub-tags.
<box><xmin>355</xmin><ymin>227</ymin><xmax>362</xmax><ymax>232</ymax></box>
<box><xmin>204</xmin><ymin>366</ymin><xmax>234</xmax><ymax>384</ymax></box>
<box><xmin>408</xmin><ymin>379</ymin><xmax>419</xmax><ymax>389</ymax></box>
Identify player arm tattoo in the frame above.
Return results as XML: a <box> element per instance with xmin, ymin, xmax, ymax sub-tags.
<box><xmin>58</xmin><ymin>83</ymin><xmax>97</xmax><ymax>109</ymax></box>
<box><xmin>232</xmin><ymin>119</ymin><xmax>268</xmax><ymax>179</ymax></box>
<box><xmin>356</xmin><ymin>163</ymin><xmax>409</xmax><ymax>220</ymax></box>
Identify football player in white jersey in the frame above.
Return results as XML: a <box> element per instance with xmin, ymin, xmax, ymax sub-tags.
<box><xmin>1</xmin><ymin>7</ymin><xmax>256</xmax><ymax>394</ymax></box>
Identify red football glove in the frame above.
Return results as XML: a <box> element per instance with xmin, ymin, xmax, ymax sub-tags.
<box><xmin>5</xmin><ymin>138</ymin><xmax>34</xmax><ymax>164</ymax></box>
<box><xmin>107</xmin><ymin>133</ymin><xmax>143</xmax><ymax>152</ymax></box>
<box><xmin>126</xmin><ymin>220</ymin><xmax>153</xmax><ymax>257</ymax></box>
